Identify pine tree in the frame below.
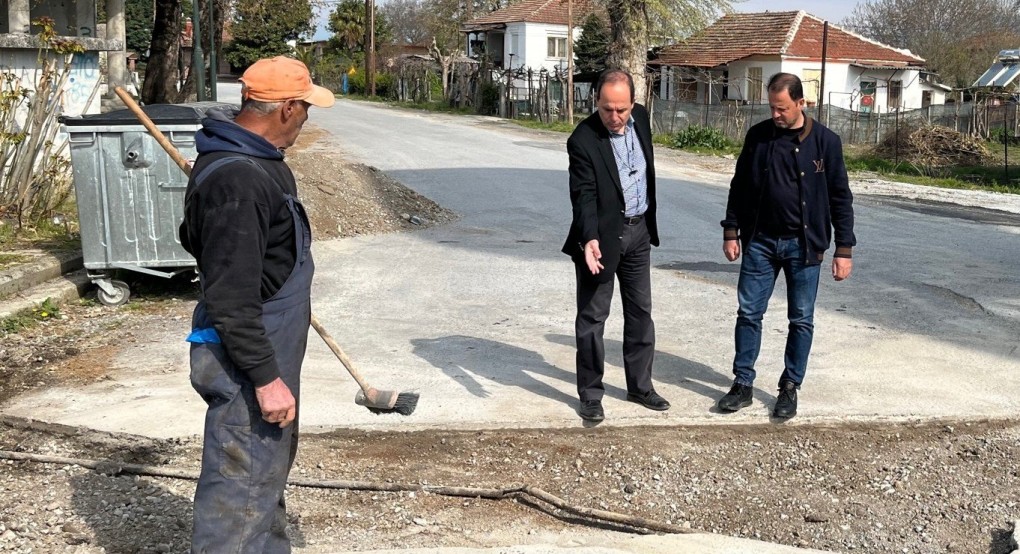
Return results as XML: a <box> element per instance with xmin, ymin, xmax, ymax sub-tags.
<box><xmin>225</xmin><ymin>0</ymin><xmax>313</xmax><ymax>69</ymax></box>
<box><xmin>574</xmin><ymin>13</ymin><xmax>609</xmax><ymax>75</ymax></box>
<box><xmin>125</xmin><ymin>0</ymin><xmax>154</xmax><ymax>58</ymax></box>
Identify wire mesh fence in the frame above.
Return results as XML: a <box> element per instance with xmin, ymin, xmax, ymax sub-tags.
<box><xmin>649</xmin><ymin>97</ymin><xmax>1020</xmax><ymax>147</ymax></box>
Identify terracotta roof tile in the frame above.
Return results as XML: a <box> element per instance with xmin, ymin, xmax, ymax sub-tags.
<box><xmin>654</xmin><ymin>11</ymin><xmax>925</xmax><ymax>68</ymax></box>
<box><xmin>788</xmin><ymin>14</ymin><xmax>923</xmax><ymax>65</ymax></box>
<box><xmin>463</xmin><ymin>0</ymin><xmax>597</xmax><ymax>29</ymax></box>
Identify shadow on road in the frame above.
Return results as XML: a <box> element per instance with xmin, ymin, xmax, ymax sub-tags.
<box><xmin>410</xmin><ymin>335</ymin><xmax>625</xmax><ymax>409</ymax></box>
<box><xmin>544</xmin><ymin>333</ymin><xmax>777</xmax><ymax>408</ymax></box>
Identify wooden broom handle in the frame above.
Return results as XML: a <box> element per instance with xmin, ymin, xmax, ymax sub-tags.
<box><xmin>309</xmin><ymin>314</ymin><xmax>372</xmax><ymax>393</ymax></box>
<box><xmin>114</xmin><ymin>87</ymin><xmax>193</xmax><ymax>177</ymax></box>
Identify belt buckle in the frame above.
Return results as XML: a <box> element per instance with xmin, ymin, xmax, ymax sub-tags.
<box><xmin>625</xmin><ymin>215</ymin><xmax>641</xmax><ymax>225</ymax></box>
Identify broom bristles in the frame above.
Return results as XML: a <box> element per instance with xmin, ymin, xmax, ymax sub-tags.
<box><xmin>365</xmin><ymin>392</ymin><xmax>419</xmax><ymax>416</ymax></box>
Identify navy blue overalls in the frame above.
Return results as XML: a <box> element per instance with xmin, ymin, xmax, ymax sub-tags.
<box><xmin>187</xmin><ymin>157</ymin><xmax>314</xmax><ymax>553</ymax></box>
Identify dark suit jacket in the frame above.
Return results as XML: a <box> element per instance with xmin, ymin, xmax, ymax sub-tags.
<box><xmin>561</xmin><ymin>103</ymin><xmax>659</xmax><ymax>283</ymax></box>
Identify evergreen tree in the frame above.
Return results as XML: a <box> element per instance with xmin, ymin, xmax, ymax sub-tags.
<box><xmin>225</xmin><ymin>0</ymin><xmax>313</xmax><ymax>69</ymax></box>
<box><xmin>574</xmin><ymin>13</ymin><xmax>609</xmax><ymax>74</ymax></box>
<box><xmin>125</xmin><ymin>0</ymin><xmax>154</xmax><ymax>58</ymax></box>
<box><xmin>327</xmin><ymin>0</ymin><xmax>392</xmax><ymax>55</ymax></box>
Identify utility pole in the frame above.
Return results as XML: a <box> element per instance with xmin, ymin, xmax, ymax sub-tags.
<box><xmin>819</xmin><ymin>21</ymin><xmax>828</xmax><ymax>125</ymax></box>
<box><xmin>209</xmin><ymin>0</ymin><xmax>217</xmax><ymax>101</ymax></box>
<box><xmin>566</xmin><ymin>0</ymin><xmax>573</xmax><ymax>124</ymax></box>
<box><xmin>365</xmin><ymin>0</ymin><xmax>376</xmax><ymax>96</ymax></box>
<box><xmin>192</xmin><ymin>0</ymin><xmax>206</xmax><ymax>101</ymax></box>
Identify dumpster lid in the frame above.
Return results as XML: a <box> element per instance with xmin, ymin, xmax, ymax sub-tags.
<box><xmin>61</xmin><ymin>102</ymin><xmax>239</xmax><ymax>126</ymax></box>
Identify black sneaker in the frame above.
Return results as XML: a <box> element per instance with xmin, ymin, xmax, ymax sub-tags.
<box><xmin>773</xmin><ymin>380</ymin><xmax>798</xmax><ymax>418</ymax></box>
<box><xmin>578</xmin><ymin>399</ymin><xmax>605</xmax><ymax>422</ymax></box>
<box><xmin>717</xmin><ymin>383</ymin><xmax>753</xmax><ymax>412</ymax></box>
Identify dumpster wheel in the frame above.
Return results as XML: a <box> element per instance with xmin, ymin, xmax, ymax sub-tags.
<box><xmin>96</xmin><ymin>279</ymin><xmax>131</xmax><ymax>306</ymax></box>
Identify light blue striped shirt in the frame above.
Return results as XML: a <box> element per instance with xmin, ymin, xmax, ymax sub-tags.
<box><xmin>609</xmin><ymin>117</ymin><xmax>648</xmax><ymax>217</ymax></box>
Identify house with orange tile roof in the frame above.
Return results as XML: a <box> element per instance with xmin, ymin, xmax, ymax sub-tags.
<box><xmin>461</xmin><ymin>0</ymin><xmax>597</xmax><ymax>76</ymax></box>
<box><xmin>652</xmin><ymin>11</ymin><xmax>952</xmax><ymax>113</ymax></box>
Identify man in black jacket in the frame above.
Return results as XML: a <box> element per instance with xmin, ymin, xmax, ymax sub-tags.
<box><xmin>179</xmin><ymin>56</ymin><xmax>334</xmax><ymax>553</ymax></box>
<box><xmin>718</xmin><ymin>72</ymin><xmax>855</xmax><ymax>419</ymax></box>
<box><xmin>562</xmin><ymin>69</ymin><xmax>670</xmax><ymax>423</ymax></box>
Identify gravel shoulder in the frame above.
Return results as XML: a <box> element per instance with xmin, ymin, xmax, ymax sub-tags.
<box><xmin>2</xmin><ymin>416</ymin><xmax>1019</xmax><ymax>553</ymax></box>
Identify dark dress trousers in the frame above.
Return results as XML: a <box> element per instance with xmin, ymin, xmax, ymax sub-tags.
<box><xmin>562</xmin><ymin>104</ymin><xmax>659</xmax><ymax>402</ymax></box>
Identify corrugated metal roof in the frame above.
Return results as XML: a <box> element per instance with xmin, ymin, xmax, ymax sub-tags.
<box><xmin>850</xmin><ymin>63</ymin><xmax>914</xmax><ymax>71</ymax></box>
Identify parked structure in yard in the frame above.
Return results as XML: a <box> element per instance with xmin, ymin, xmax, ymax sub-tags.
<box><xmin>652</xmin><ymin>11</ymin><xmax>951</xmax><ymax>113</ymax></box>
<box><xmin>973</xmin><ymin>49</ymin><xmax>1020</xmax><ymax>93</ymax></box>
<box><xmin>1</xmin><ymin>0</ymin><xmax>125</xmax><ymax>116</ymax></box>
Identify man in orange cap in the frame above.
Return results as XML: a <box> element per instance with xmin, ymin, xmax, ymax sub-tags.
<box><xmin>180</xmin><ymin>56</ymin><xmax>334</xmax><ymax>553</ymax></box>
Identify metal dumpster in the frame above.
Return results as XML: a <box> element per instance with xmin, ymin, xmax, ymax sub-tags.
<box><xmin>61</xmin><ymin>102</ymin><xmax>236</xmax><ymax>306</ymax></box>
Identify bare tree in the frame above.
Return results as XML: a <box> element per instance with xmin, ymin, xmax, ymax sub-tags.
<box><xmin>842</xmin><ymin>0</ymin><xmax>1020</xmax><ymax>88</ymax></box>
<box><xmin>606</xmin><ymin>0</ymin><xmax>731</xmax><ymax>103</ymax></box>
<box><xmin>430</xmin><ymin>37</ymin><xmax>455</xmax><ymax>99</ymax></box>
<box><xmin>382</xmin><ymin>0</ymin><xmax>431</xmax><ymax>45</ymax></box>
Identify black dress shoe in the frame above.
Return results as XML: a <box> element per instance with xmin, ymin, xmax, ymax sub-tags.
<box><xmin>626</xmin><ymin>390</ymin><xmax>671</xmax><ymax>411</ymax></box>
<box><xmin>579</xmin><ymin>399</ymin><xmax>605</xmax><ymax>422</ymax></box>
<box><xmin>773</xmin><ymin>380</ymin><xmax>798</xmax><ymax>418</ymax></box>
<box><xmin>717</xmin><ymin>383</ymin><xmax>753</xmax><ymax>412</ymax></box>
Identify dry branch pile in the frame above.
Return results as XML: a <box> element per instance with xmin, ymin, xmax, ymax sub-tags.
<box><xmin>875</xmin><ymin>124</ymin><xmax>992</xmax><ymax>172</ymax></box>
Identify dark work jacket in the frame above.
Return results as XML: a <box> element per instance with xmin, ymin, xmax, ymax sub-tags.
<box><xmin>561</xmin><ymin>103</ymin><xmax>659</xmax><ymax>283</ymax></box>
<box><xmin>721</xmin><ymin>117</ymin><xmax>856</xmax><ymax>263</ymax></box>
<box><xmin>179</xmin><ymin>108</ymin><xmax>299</xmax><ymax>387</ymax></box>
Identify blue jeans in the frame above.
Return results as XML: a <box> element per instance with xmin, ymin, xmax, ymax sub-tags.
<box><xmin>732</xmin><ymin>234</ymin><xmax>820</xmax><ymax>387</ymax></box>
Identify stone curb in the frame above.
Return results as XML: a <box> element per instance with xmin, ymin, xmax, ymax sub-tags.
<box><xmin>0</xmin><ymin>250</ymin><xmax>84</xmax><ymax>299</ymax></box>
<box><xmin>0</xmin><ymin>269</ymin><xmax>91</xmax><ymax>319</ymax></box>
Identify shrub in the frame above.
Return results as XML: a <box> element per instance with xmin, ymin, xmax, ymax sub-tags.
<box><xmin>347</xmin><ymin>71</ymin><xmax>396</xmax><ymax>98</ymax></box>
<box><xmin>671</xmin><ymin>125</ymin><xmax>734</xmax><ymax>150</ymax></box>
<box><xmin>1</xmin><ymin>17</ymin><xmax>84</xmax><ymax>230</ymax></box>
<box><xmin>989</xmin><ymin>127</ymin><xmax>1020</xmax><ymax>146</ymax></box>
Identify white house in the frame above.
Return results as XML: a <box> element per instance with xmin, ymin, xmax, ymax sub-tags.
<box><xmin>652</xmin><ymin>11</ymin><xmax>951</xmax><ymax>113</ymax></box>
<box><xmin>461</xmin><ymin>0</ymin><xmax>596</xmax><ymax>79</ymax></box>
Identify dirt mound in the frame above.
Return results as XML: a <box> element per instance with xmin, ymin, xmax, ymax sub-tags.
<box><xmin>875</xmin><ymin>124</ymin><xmax>991</xmax><ymax>170</ymax></box>
<box><xmin>288</xmin><ymin>126</ymin><xmax>457</xmax><ymax>239</ymax></box>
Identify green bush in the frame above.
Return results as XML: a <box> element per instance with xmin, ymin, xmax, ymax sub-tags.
<box><xmin>347</xmin><ymin>71</ymin><xmax>396</xmax><ymax>98</ymax></box>
<box><xmin>989</xmin><ymin>127</ymin><xmax>1020</xmax><ymax>145</ymax></box>
<box><xmin>478</xmin><ymin>81</ymin><xmax>500</xmax><ymax>115</ymax></box>
<box><xmin>671</xmin><ymin>125</ymin><xmax>734</xmax><ymax>150</ymax></box>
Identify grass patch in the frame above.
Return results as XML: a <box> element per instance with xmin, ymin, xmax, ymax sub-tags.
<box><xmin>1</xmin><ymin>298</ymin><xmax>62</xmax><ymax>335</ymax></box>
<box><xmin>846</xmin><ymin>152</ymin><xmax>1020</xmax><ymax>193</ymax></box>
<box><xmin>0</xmin><ymin>199</ymin><xmax>80</xmax><ymax>252</ymax></box>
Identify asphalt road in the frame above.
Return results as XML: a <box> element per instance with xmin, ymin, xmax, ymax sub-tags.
<box><xmin>5</xmin><ymin>97</ymin><xmax>1020</xmax><ymax>436</ymax></box>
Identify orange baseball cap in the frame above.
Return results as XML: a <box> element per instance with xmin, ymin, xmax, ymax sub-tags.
<box><xmin>239</xmin><ymin>56</ymin><xmax>335</xmax><ymax>108</ymax></box>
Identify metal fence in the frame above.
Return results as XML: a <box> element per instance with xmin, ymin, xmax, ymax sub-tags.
<box><xmin>649</xmin><ymin>97</ymin><xmax>1020</xmax><ymax>146</ymax></box>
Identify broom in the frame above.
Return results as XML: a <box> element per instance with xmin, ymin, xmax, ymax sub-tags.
<box><xmin>113</xmin><ymin>87</ymin><xmax>419</xmax><ymax>416</ymax></box>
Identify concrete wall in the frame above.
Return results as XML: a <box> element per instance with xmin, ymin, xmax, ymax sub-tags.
<box><xmin>0</xmin><ymin>49</ymin><xmax>102</xmax><ymax>116</ymax></box>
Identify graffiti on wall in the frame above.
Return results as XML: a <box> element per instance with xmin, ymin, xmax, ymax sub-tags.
<box><xmin>0</xmin><ymin>50</ymin><xmax>102</xmax><ymax>117</ymax></box>
<box><xmin>64</xmin><ymin>52</ymin><xmax>100</xmax><ymax>116</ymax></box>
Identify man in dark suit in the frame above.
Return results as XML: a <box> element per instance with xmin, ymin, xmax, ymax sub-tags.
<box><xmin>562</xmin><ymin>69</ymin><xmax>670</xmax><ymax>423</ymax></box>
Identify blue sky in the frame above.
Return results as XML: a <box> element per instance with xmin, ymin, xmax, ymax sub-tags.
<box><xmin>311</xmin><ymin>0</ymin><xmax>858</xmax><ymax>42</ymax></box>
